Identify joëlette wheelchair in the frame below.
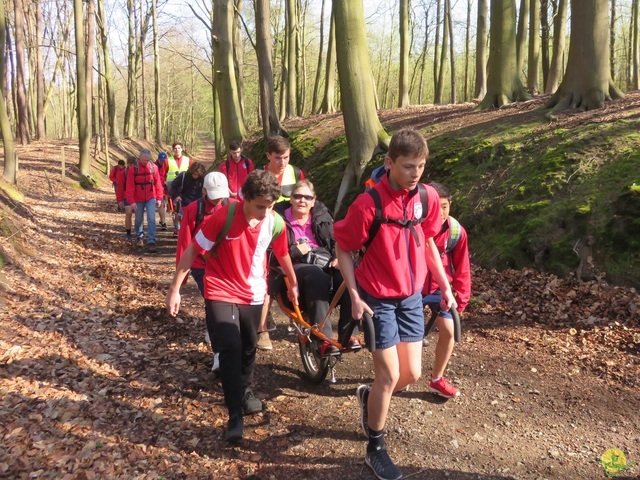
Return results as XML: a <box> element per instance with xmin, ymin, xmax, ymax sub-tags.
<box><xmin>268</xmin><ymin>264</ymin><xmax>375</xmax><ymax>384</ymax></box>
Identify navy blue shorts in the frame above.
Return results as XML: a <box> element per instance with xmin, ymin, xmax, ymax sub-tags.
<box><xmin>422</xmin><ymin>290</ymin><xmax>453</xmax><ymax>319</ymax></box>
<box><xmin>359</xmin><ymin>289</ymin><xmax>424</xmax><ymax>349</ymax></box>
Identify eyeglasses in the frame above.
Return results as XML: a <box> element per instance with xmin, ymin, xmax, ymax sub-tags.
<box><xmin>292</xmin><ymin>193</ymin><xmax>315</xmax><ymax>201</ymax></box>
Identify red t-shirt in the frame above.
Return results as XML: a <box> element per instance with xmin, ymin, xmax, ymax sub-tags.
<box><xmin>333</xmin><ymin>175</ymin><xmax>441</xmax><ymax>299</ymax></box>
<box><xmin>219</xmin><ymin>156</ymin><xmax>255</xmax><ymax>196</ymax></box>
<box><xmin>193</xmin><ymin>203</ymin><xmax>288</xmax><ymax>304</ymax></box>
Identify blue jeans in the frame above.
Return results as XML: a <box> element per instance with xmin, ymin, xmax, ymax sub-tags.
<box><xmin>135</xmin><ymin>198</ymin><xmax>157</xmax><ymax>244</ymax></box>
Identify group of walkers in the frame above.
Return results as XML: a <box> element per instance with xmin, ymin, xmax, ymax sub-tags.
<box><xmin>112</xmin><ymin>130</ymin><xmax>470</xmax><ymax>480</ymax></box>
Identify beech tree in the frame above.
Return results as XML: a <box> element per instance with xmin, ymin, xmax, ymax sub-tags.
<box><xmin>474</xmin><ymin>0</ymin><xmax>489</xmax><ymax>100</ymax></box>
<box><xmin>398</xmin><ymin>0</ymin><xmax>410</xmax><ymax>107</ymax></box>
<box><xmin>478</xmin><ymin>0</ymin><xmax>530</xmax><ymax>109</ymax></box>
<box><xmin>14</xmin><ymin>0</ymin><xmax>31</xmax><ymax>144</ymax></box>
<box><xmin>333</xmin><ymin>0</ymin><xmax>389</xmax><ymax>213</ymax></box>
<box><xmin>74</xmin><ymin>0</ymin><xmax>91</xmax><ymax>176</ymax></box>
<box><xmin>0</xmin><ymin>0</ymin><xmax>15</xmax><ymax>183</ymax></box>
<box><xmin>545</xmin><ymin>0</ymin><xmax>567</xmax><ymax>93</ymax></box>
<box><xmin>527</xmin><ymin>0</ymin><xmax>540</xmax><ymax>93</ymax></box>
<box><xmin>212</xmin><ymin>0</ymin><xmax>246</xmax><ymax>145</ymax></box>
<box><xmin>319</xmin><ymin>6</ymin><xmax>337</xmax><ymax>114</ymax></box>
<box><xmin>546</xmin><ymin>0</ymin><xmax>624</xmax><ymax>113</ymax></box>
<box><xmin>96</xmin><ymin>0</ymin><xmax>119</xmax><ymax>143</ymax></box>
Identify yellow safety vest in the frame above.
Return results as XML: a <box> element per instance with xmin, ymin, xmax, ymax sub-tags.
<box><xmin>166</xmin><ymin>156</ymin><xmax>190</xmax><ymax>186</ymax></box>
<box><xmin>277</xmin><ymin>164</ymin><xmax>301</xmax><ymax>202</ymax></box>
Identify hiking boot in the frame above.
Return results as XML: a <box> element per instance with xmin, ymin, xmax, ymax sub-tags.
<box><xmin>147</xmin><ymin>243</ymin><xmax>157</xmax><ymax>253</ymax></box>
<box><xmin>356</xmin><ymin>384</ymin><xmax>371</xmax><ymax>437</ymax></box>
<box><xmin>160</xmin><ymin>223</ymin><xmax>167</xmax><ymax>231</ymax></box>
<box><xmin>429</xmin><ymin>376</ymin><xmax>460</xmax><ymax>399</ymax></box>
<box><xmin>365</xmin><ymin>445</ymin><xmax>403</xmax><ymax>480</ymax></box>
<box><xmin>318</xmin><ymin>340</ymin><xmax>340</xmax><ymax>356</ymax></box>
<box><xmin>266</xmin><ymin>311</ymin><xmax>277</xmax><ymax>332</ymax></box>
<box><xmin>211</xmin><ymin>353</ymin><xmax>220</xmax><ymax>373</ymax></box>
<box><xmin>256</xmin><ymin>331</ymin><xmax>272</xmax><ymax>350</ymax></box>
<box><xmin>224</xmin><ymin>415</ymin><xmax>243</xmax><ymax>443</ymax></box>
<box><xmin>242</xmin><ymin>389</ymin><xmax>263</xmax><ymax>415</ymax></box>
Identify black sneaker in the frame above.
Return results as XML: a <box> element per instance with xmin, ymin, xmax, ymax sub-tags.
<box><xmin>365</xmin><ymin>445</ymin><xmax>403</xmax><ymax>480</ymax></box>
<box><xmin>224</xmin><ymin>415</ymin><xmax>243</xmax><ymax>443</ymax></box>
<box><xmin>160</xmin><ymin>223</ymin><xmax>167</xmax><ymax>231</ymax></box>
<box><xmin>356</xmin><ymin>384</ymin><xmax>370</xmax><ymax>437</ymax></box>
<box><xmin>242</xmin><ymin>389</ymin><xmax>263</xmax><ymax>415</ymax></box>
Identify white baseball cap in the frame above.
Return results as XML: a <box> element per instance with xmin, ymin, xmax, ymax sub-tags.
<box><xmin>203</xmin><ymin>172</ymin><xmax>230</xmax><ymax>200</ymax></box>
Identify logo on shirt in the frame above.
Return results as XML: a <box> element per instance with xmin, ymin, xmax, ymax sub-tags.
<box><xmin>414</xmin><ymin>202</ymin><xmax>423</xmax><ymax>219</ymax></box>
<box><xmin>225</xmin><ymin>235</ymin><xmax>240</xmax><ymax>241</ymax></box>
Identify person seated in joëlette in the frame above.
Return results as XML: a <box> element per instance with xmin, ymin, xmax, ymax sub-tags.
<box><xmin>275</xmin><ymin>180</ymin><xmax>361</xmax><ymax>355</ymax></box>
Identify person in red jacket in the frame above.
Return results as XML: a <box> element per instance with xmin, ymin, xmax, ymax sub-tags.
<box><xmin>125</xmin><ymin>149</ymin><xmax>164</xmax><ymax>252</ymax></box>
<box><xmin>334</xmin><ymin>129</ymin><xmax>455</xmax><ymax>480</ymax></box>
<box><xmin>219</xmin><ymin>139</ymin><xmax>255</xmax><ymax>199</ymax></box>
<box><xmin>176</xmin><ymin>172</ymin><xmax>234</xmax><ymax>373</ymax></box>
<box><xmin>116</xmin><ymin>156</ymin><xmax>137</xmax><ymax>240</ymax></box>
<box><xmin>109</xmin><ymin>160</ymin><xmax>126</xmax><ymax>211</ymax></box>
<box><xmin>421</xmin><ymin>182</ymin><xmax>471</xmax><ymax>399</ymax></box>
<box><xmin>156</xmin><ymin>152</ymin><xmax>169</xmax><ymax>231</ymax></box>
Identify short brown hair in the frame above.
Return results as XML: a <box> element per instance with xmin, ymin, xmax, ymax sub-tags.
<box><xmin>172</xmin><ymin>142</ymin><xmax>183</xmax><ymax>149</ymax></box>
<box><xmin>242</xmin><ymin>170</ymin><xmax>281</xmax><ymax>202</ymax></box>
<box><xmin>266</xmin><ymin>135</ymin><xmax>290</xmax><ymax>155</ymax></box>
<box><xmin>229</xmin><ymin>139</ymin><xmax>242</xmax><ymax>151</ymax></box>
<box><xmin>187</xmin><ymin>161</ymin><xmax>206</xmax><ymax>176</ymax></box>
<box><xmin>387</xmin><ymin>129</ymin><xmax>428</xmax><ymax>161</ymax></box>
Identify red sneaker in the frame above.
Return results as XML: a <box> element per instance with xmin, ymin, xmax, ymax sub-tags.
<box><xmin>429</xmin><ymin>377</ymin><xmax>460</xmax><ymax>398</ymax></box>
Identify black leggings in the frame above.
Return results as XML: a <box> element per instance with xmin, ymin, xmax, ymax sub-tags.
<box><xmin>204</xmin><ymin>300</ymin><xmax>263</xmax><ymax>416</ymax></box>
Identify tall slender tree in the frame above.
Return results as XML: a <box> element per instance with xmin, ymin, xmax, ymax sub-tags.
<box><xmin>320</xmin><ymin>6</ymin><xmax>337</xmax><ymax>114</ymax></box>
<box><xmin>516</xmin><ymin>0</ymin><xmax>530</xmax><ymax>76</ymax></box>
<box><xmin>311</xmin><ymin>0</ymin><xmax>326</xmax><ymax>113</ymax></box>
<box><xmin>96</xmin><ymin>0</ymin><xmax>119</xmax><ymax>143</ymax></box>
<box><xmin>527</xmin><ymin>0</ymin><xmax>540</xmax><ymax>93</ymax></box>
<box><xmin>545</xmin><ymin>0</ymin><xmax>567</xmax><ymax>93</ymax></box>
<box><xmin>398</xmin><ymin>0</ymin><xmax>410</xmax><ymax>107</ymax></box>
<box><xmin>74</xmin><ymin>0</ymin><xmax>90</xmax><ymax>176</ymax></box>
<box><xmin>0</xmin><ymin>0</ymin><xmax>16</xmax><ymax>183</ymax></box>
<box><xmin>152</xmin><ymin>0</ymin><xmax>161</xmax><ymax>145</ymax></box>
<box><xmin>474</xmin><ymin>0</ymin><xmax>489</xmax><ymax>100</ymax></box>
<box><xmin>333</xmin><ymin>0</ymin><xmax>389</xmax><ymax>213</ymax></box>
<box><xmin>35</xmin><ymin>0</ymin><xmax>45</xmax><ymax>139</ymax></box>
<box><xmin>546</xmin><ymin>0</ymin><xmax>624</xmax><ymax>113</ymax></box>
<box><xmin>13</xmin><ymin>0</ymin><xmax>31</xmax><ymax>144</ymax></box>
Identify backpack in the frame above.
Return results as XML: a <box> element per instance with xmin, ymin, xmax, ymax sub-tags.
<box><xmin>133</xmin><ymin>162</ymin><xmax>155</xmax><ymax>186</ymax></box>
<box><xmin>362</xmin><ymin>183</ymin><xmax>429</xmax><ymax>254</ymax></box>
<box><xmin>208</xmin><ymin>202</ymin><xmax>285</xmax><ymax>257</ymax></box>
<box><xmin>445</xmin><ymin>216</ymin><xmax>462</xmax><ymax>254</ymax></box>
<box><xmin>194</xmin><ymin>197</ymin><xmax>229</xmax><ymax>230</ymax></box>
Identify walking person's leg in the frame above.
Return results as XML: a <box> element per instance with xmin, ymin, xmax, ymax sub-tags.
<box><xmin>146</xmin><ymin>198</ymin><xmax>157</xmax><ymax>246</ymax></box>
<box><xmin>237</xmin><ymin>303</ymin><xmax>264</xmax><ymax>411</ymax></box>
<box><xmin>134</xmin><ymin>202</ymin><xmax>145</xmax><ymax>239</ymax></box>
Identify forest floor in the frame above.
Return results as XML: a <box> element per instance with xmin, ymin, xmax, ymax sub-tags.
<box><xmin>1</xmin><ymin>115</ymin><xmax>640</xmax><ymax>480</ymax></box>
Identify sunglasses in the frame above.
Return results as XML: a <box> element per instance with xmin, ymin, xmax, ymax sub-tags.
<box><xmin>292</xmin><ymin>193</ymin><xmax>315</xmax><ymax>201</ymax></box>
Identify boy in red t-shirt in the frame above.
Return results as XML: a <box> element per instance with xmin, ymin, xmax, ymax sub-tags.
<box><xmin>166</xmin><ymin>170</ymin><xmax>299</xmax><ymax>443</ymax></box>
<box><xmin>219</xmin><ymin>139</ymin><xmax>255</xmax><ymax>199</ymax></box>
<box><xmin>422</xmin><ymin>182</ymin><xmax>471</xmax><ymax>399</ymax></box>
<box><xmin>334</xmin><ymin>129</ymin><xmax>456</xmax><ymax>480</ymax></box>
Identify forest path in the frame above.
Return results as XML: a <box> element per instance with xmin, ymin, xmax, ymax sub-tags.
<box><xmin>194</xmin><ymin>131</ymin><xmax>217</xmax><ymax>168</ymax></box>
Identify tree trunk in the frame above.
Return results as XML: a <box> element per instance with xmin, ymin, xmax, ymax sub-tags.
<box><xmin>417</xmin><ymin>4</ymin><xmax>429</xmax><ymax>104</ymax></box>
<box><xmin>435</xmin><ymin>0</ymin><xmax>449</xmax><ymax>104</ymax></box>
<box><xmin>545</xmin><ymin>0</ymin><xmax>624</xmax><ymax>113</ymax></box>
<box><xmin>0</xmin><ymin>0</ymin><xmax>16</xmax><ymax>183</ymax></box>
<box><xmin>527</xmin><ymin>0</ymin><xmax>540</xmax><ymax>93</ymax></box>
<box><xmin>633</xmin><ymin>0</ymin><xmax>639</xmax><ymax>89</ymax></box>
<box><xmin>320</xmin><ymin>6</ymin><xmax>337</xmax><ymax>114</ymax></box>
<box><xmin>474</xmin><ymin>0</ymin><xmax>489</xmax><ymax>100</ymax></box>
<box><xmin>212</xmin><ymin>0</ymin><xmax>246</xmax><ymax>145</ymax></box>
<box><xmin>86</xmin><ymin>0</ymin><xmax>96</xmax><ymax>138</ymax></box>
<box><xmin>398</xmin><ymin>0</ymin><xmax>410</xmax><ymax>107</ymax></box>
<box><xmin>13</xmin><ymin>0</ymin><xmax>31</xmax><ymax>144</ymax></box>
<box><xmin>152</xmin><ymin>0</ymin><xmax>161</xmax><ymax>145</ymax></box>
<box><xmin>333</xmin><ymin>0</ymin><xmax>389</xmax><ymax>214</ymax></box>
<box><xmin>96</xmin><ymin>0</ymin><xmax>119</xmax><ymax>143</ymax></box>
<box><xmin>540</xmin><ymin>0</ymin><xmax>550</xmax><ymax>92</ymax></box>
<box><xmin>545</xmin><ymin>0</ymin><xmax>567</xmax><ymax>93</ymax></box>
<box><xmin>123</xmin><ymin>0</ymin><xmax>136</xmax><ymax>137</ymax></box>
<box><xmin>35</xmin><ymin>0</ymin><xmax>45</xmax><ymax>139</ymax></box>
<box><xmin>447</xmin><ymin>0</ymin><xmax>456</xmax><ymax>103</ymax></box>
<box><xmin>433</xmin><ymin>0</ymin><xmax>442</xmax><ymax>103</ymax></box>
<box><xmin>478</xmin><ymin>0</ymin><xmax>530</xmax><ymax>109</ymax></box>
<box><xmin>516</xmin><ymin>0</ymin><xmax>530</xmax><ymax>76</ymax></box>
<box><xmin>464</xmin><ymin>0</ymin><xmax>471</xmax><ymax>102</ymax></box>
<box><xmin>140</xmin><ymin>14</ymin><xmax>149</xmax><ymax>141</ymax></box>
<box><xmin>74</xmin><ymin>0</ymin><xmax>90</xmax><ymax>176</ymax></box>
<box><xmin>285</xmin><ymin>0</ymin><xmax>297</xmax><ymax>118</ymax></box>
<box><xmin>255</xmin><ymin>0</ymin><xmax>286</xmax><ymax>137</ymax></box>
<box><xmin>610</xmin><ymin>0</ymin><xmax>616</xmax><ymax>81</ymax></box>
<box><xmin>311</xmin><ymin>0</ymin><xmax>326</xmax><ymax>113</ymax></box>
<box><xmin>233</xmin><ymin>0</ymin><xmax>245</xmax><ymax>122</ymax></box>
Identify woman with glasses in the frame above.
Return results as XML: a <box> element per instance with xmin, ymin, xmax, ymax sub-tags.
<box><xmin>275</xmin><ymin>180</ymin><xmax>361</xmax><ymax>355</ymax></box>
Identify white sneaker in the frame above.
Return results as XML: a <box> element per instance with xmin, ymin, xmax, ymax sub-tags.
<box><xmin>211</xmin><ymin>353</ymin><xmax>220</xmax><ymax>372</ymax></box>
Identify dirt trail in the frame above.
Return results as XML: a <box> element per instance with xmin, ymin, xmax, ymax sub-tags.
<box><xmin>1</xmin><ymin>145</ymin><xmax>639</xmax><ymax>480</ymax></box>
